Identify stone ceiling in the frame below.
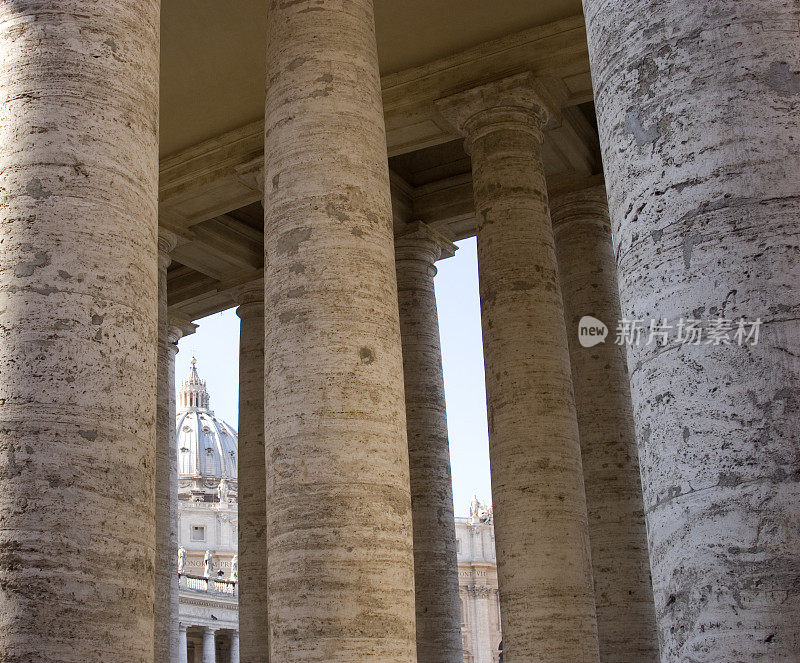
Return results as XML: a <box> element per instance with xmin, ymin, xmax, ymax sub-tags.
<box><xmin>160</xmin><ymin>0</ymin><xmax>581</xmax><ymax>157</ymax></box>
<box><xmin>161</xmin><ymin>1</ymin><xmax>598</xmax><ymax>322</ymax></box>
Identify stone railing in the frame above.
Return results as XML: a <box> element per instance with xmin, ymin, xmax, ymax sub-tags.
<box><xmin>179</xmin><ymin>573</ymin><xmax>238</xmax><ymax>598</ymax></box>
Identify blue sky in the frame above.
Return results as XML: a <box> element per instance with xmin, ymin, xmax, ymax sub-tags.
<box><xmin>175</xmin><ymin>237</ymin><xmax>492</xmax><ymax>517</ymax></box>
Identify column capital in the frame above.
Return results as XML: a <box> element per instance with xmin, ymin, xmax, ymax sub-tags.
<box><xmin>230</xmin><ymin>278</ymin><xmax>264</xmax><ymax>319</ymax></box>
<box><xmin>168</xmin><ymin>313</ymin><xmax>198</xmax><ymax>347</ymax></box>
<box><xmin>436</xmin><ymin>72</ymin><xmax>558</xmax><ymax>148</ymax></box>
<box><xmin>158</xmin><ymin>228</ymin><xmax>179</xmax><ymax>270</ymax></box>
<box><xmin>549</xmin><ymin>185</ymin><xmax>610</xmax><ymax>229</ymax></box>
<box><xmin>395</xmin><ymin>221</ymin><xmax>457</xmax><ymax>269</ymax></box>
<box><xmin>178</xmin><ymin>623</ymin><xmax>188</xmax><ymax>633</ymax></box>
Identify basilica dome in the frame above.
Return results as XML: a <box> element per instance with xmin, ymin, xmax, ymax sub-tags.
<box><xmin>176</xmin><ymin>358</ymin><xmax>238</xmax><ymax>490</ymax></box>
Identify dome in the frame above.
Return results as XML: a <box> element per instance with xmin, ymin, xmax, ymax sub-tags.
<box><xmin>176</xmin><ymin>358</ymin><xmax>238</xmax><ymax>483</ymax></box>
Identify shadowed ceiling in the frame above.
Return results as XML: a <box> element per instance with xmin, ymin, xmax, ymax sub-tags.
<box><xmin>159</xmin><ymin>0</ymin><xmax>582</xmax><ymax>157</ymax></box>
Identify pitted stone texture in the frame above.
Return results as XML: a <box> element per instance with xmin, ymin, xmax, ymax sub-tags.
<box><xmin>583</xmin><ymin>1</ymin><xmax>800</xmax><ymax>659</ymax></box>
<box><xmin>0</xmin><ymin>2</ymin><xmax>160</xmax><ymax>661</ymax></box>
<box><xmin>438</xmin><ymin>74</ymin><xmax>600</xmax><ymax>663</ymax></box>
<box><xmin>263</xmin><ymin>1</ymin><xmax>416</xmax><ymax>660</ymax></box>
<box><xmin>551</xmin><ymin>187</ymin><xmax>659</xmax><ymax>663</ymax></box>
<box><xmin>234</xmin><ymin>282</ymin><xmax>270</xmax><ymax>663</ymax></box>
<box><xmin>156</xmin><ymin>230</ymin><xmax>178</xmax><ymax>663</ymax></box>
<box><xmin>395</xmin><ymin>223</ymin><xmax>462</xmax><ymax>663</ymax></box>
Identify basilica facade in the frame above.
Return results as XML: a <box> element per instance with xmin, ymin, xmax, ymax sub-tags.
<box><xmin>0</xmin><ymin>1</ymin><xmax>797</xmax><ymax>662</ymax></box>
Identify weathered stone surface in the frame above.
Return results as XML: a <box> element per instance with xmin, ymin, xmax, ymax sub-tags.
<box><xmin>165</xmin><ymin>323</ymin><xmax>183</xmax><ymax>663</ymax></box>
<box><xmin>233</xmin><ymin>281</ymin><xmax>269</xmax><ymax>663</ymax></box>
<box><xmin>583</xmin><ymin>1</ymin><xmax>800</xmax><ymax>659</ymax></box>
<box><xmin>0</xmin><ymin>1</ymin><xmax>160</xmax><ymax>661</ymax></box>
<box><xmin>262</xmin><ymin>1</ymin><xmax>416</xmax><ymax>660</ymax></box>
<box><xmin>395</xmin><ymin>223</ymin><xmax>462</xmax><ymax>663</ymax></box>
<box><xmin>156</xmin><ymin>230</ymin><xmax>178</xmax><ymax>663</ymax></box>
<box><xmin>437</xmin><ymin>73</ymin><xmax>600</xmax><ymax>662</ymax></box>
<box><xmin>551</xmin><ymin>186</ymin><xmax>659</xmax><ymax>663</ymax></box>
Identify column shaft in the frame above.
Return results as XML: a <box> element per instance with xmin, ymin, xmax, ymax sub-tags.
<box><xmin>202</xmin><ymin>628</ymin><xmax>215</xmax><ymax>663</ymax></box>
<box><xmin>438</xmin><ymin>74</ymin><xmax>599</xmax><ymax>662</ymax></box>
<box><xmin>235</xmin><ymin>283</ymin><xmax>269</xmax><ymax>663</ymax></box>
<box><xmin>395</xmin><ymin>225</ymin><xmax>462</xmax><ymax>663</ymax></box>
<box><xmin>0</xmin><ymin>2</ymin><xmax>160</xmax><ymax>660</ymax></box>
<box><xmin>166</xmin><ymin>324</ymin><xmax>186</xmax><ymax>663</ymax></box>
<box><xmin>179</xmin><ymin>625</ymin><xmax>189</xmax><ymax>663</ymax></box>
<box><xmin>156</xmin><ymin>231</ymin><xmax>178</xmax><ymax>663</ymax></box>
<box><xmin>263</xmin><ymin>1</ymin><xmax>416</xmax><ymax>661</ymax></box>
<box><xmin>230</xmin><ymin>632</ymin><xmax>240</xmax><ymax>663</ymax></box>
<box><xmin>473</xmin><ymin>588</ymin><xmax>493</xmax><ymax>663</ymax></box>
<box><xmin>552</xmin><ymin>187</ymin><xmax>659</xmax><ymax>662</ymax></box>
<box><xmin>583</xmin><ymin>1</ymin><xmax>800</xmax><ymax>659</ymax></box>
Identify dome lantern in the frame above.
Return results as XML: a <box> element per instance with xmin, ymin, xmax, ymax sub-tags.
<box><xmin>179</xmin><ymin>356</ymin><xmax>211</xmax><ymax>412</ymax></box>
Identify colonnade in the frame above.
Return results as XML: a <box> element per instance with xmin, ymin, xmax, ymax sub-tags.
<box><xmin>178</xmin><ymin>625</ymin><xmax>239</xmax><ymax>663</ymax></box>
<box><xmin>0</xmin><ymin>1</ymin><xmax>797</xmax><ymax>662</ymax></box>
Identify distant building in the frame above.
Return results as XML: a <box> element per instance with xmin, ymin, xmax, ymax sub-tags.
<box><xmin>176</xmin><ymin>359</ymin><xmax>240</xmax><ymax>662</ymax></box>
<box><xmin>456</xmin><ymin>497</ymin><xmax>502</xmax><ymax>663</ymax></box>
<box><xmin>173</xmin><ymin>361</ymin><xmax>500</xmax><ymax>663</ymax></box>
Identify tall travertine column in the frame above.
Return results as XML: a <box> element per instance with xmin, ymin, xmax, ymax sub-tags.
<box><xmin>234</xmin><ymin>281</ymin><xmax>269</xmax><ymax>663</ymax></box>
<box><xmin>201</xmin><ymin>628</ymin><xmax>216</xmax><ymax>663</ymax></box>
<box><xmin>583</xmin><ymin>1</ymin><xmax>800</xmax><ymax>659</ymax></box>
<box><xmin>0</xmin><ymin>2</ymin><xmax>160</xmax><ymax>661</ymax></box>
<box><xmin>156</xmin><ymin>230</ymin><xmax>178</xmax><ymax>663</ymax></box>
<box><xmin>263</xmin><ymin>1</ymin><xmax>416</xmax><ymax>661</ymax></box>
<box><xmin>395</xmin><ymin>223</ymin><xmax>462</xmax><ymax>663</ymax></box>
<box><xmin>437</xmin><ymin>73</ymin><xmax>599</xmax><ymax>662</ymax></box>
<box><xmin>551</xmin><ymin>186</ymin><xmax>659</xmax><ymax>662</ymax></box>
<box><xmin>166</xmin><ymin>320</ymin><xmax>193</xmax><ymax>662</ymax></box>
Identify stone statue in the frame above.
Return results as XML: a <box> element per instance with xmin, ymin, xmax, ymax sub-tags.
<box><xmin>217</xmin><ymin>478</ymin><xmax>230</xmax><ymax>503</ymax></box>
<box><xmin>469</xmin><ymin>494</ymin><xmax>480</xmax><ymax>520</ymax></box>
<box><xmin>177</xmin><ymin>546</ymin><xmax>187</xmax><ymax>575</ymax></box>
<box><xmin>230</xmin><ymin>553</ymin><xmax>238</xmax><ymax>582</ymax></box>
<box><xmin>203</xmin><ymin>550</ymin><xmax>214</xmax><ymax>579</ymax></box>
<box><xmin>469</xmin><ymin>494</ymin><xmax>493</xmax><ymax>524</ymax></box>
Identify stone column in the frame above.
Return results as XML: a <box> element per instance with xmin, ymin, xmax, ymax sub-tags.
<box><xmin>230</xmin><ymin>632</ymin><xmax>240</xmax><ymax>663</ymax></box>
<box><xmin>551</xmin><ymin>186</ymin><xmax>659</xmax><ymax>662</ymax></box>
<box><xmin>395</xmin><ymin>222</ymin><xmax>462</xmax><ymax>663</ymax></box>
<box><xmin>179</xmin><ymin>625</ymin><xmax>189</xmax><ymax>663</ymax></box>
<box><xmin>201</xmin><ymin>628</ymin><xmax>216</xmax><ymax>663</ymax></box>
<box><xmin>437</xmin><ymin>73</ymin><xmax>599</xmax><ymax>662</ymax></box>
<box><xmin>583</xmin><ymin>1</ymin><xmax>800</xmax><ymax>660</ymax></box>
<box><xmin>263</xmin><ymin>0</ymin><xmax>416</xmax><ymax>660</ymax></box>
<box><xmin>156</xmin><ymin>230</ymin><xmax>178</xmax><ymax>663</ymax></box>
<box><xmin>166</xmin><ymin>320</ymin><xmax>193</xmax><ymax>662</ymax></box>
<box><xmin>0</xmin><ymin>2</ymin><xmax>160</xmax><ymax>661</ymax></box>
<box><xmin>233</xmin><ymin>281</ymin><xmax>269</xmax><ymax>663</ymax></box>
